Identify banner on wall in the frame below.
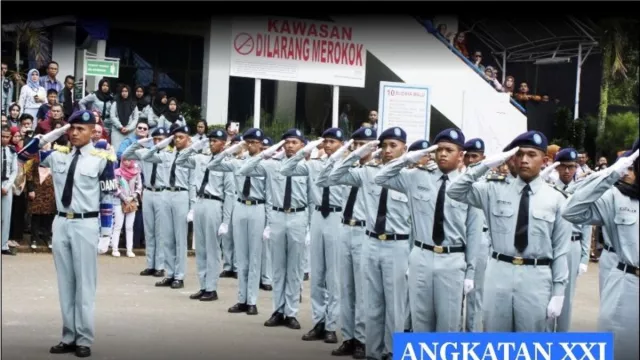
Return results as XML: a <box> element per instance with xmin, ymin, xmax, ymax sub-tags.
<box><xmin>229</xmin><ymin>17</ymin><xmax>367</xmax><ymax>88</ymax></box>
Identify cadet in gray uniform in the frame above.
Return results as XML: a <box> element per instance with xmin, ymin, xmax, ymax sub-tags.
<box><xmin>208</xmin><ymin>128</ymin><xmax>270</xmax><ymax>315</ymax></box>
<box><xmin>317</xmin><ymin>127</ymin><xmax>376</xmax><ymax>358</ymax></box>
<box><xmin>375</xmin><ymin>129</ymin><xmax>482</xmax><ymax>332</ymax></box>
<box><xmin>220</xmin><ymin>134</ymin><xmax>245</xmax><ymax>278</ymax></box>
<box><xmin>447</xmin><ymin>130</ymin><xmax>572</xmax><ymax>332</ymax></box>
<box><xmin>143</xmin><ymin>125</ymin><xmax>195</xmax><ymax>289</ymax></box>
<box><xmin>259</xmin><ymin>137</ymin><xmax>274</xmax><ymax>289</ymax></box>
<box><xmin>176</xmin><ymin>129</ymin><xmax>235</xmax><ymax>301</ymax></box>
<box><xmin>461</xmin><ymin>138</ymin><xmax>489</xmax><ymax>332</ymax></box>
<box><xmin>328</xmin><ymin>127</ymin><xmax>412</xmax><ymax>360</ymax></box>
<box><xmin>29</xmin><ymin>111</ymin><xmax>113</xmax><ymax>358</ymax></box>
<box><xmin>562</xmin><ymin>143</ymin><xmax>639</xmax><ymax>360</ymax></box>
<box><xmin>1</xmin><ymin>125</ymin><xmax>18</xmax><ymax>255</ymax></box>
<box><xmin>237</xmin><ymin>128</ymin><xmax>308</xmax><ymax>330</ymax></box>
<box><xmin>280</xmin><ymin>127</ymin><xmax>346</xmax><ymax>344</ymax></box>
<box><xmin>122</xmin><ymin>127</ymin><xmax>170</xmax><ymax>278</ymax></box>
<box><xmin>546</xmin><ymin>148</ymin><xmax>592</xmax><ymax>332</ymax></box>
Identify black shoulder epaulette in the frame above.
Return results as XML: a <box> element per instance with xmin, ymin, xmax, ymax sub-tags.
<box><xmin>414</xmin><ymin>164</ymin><xmax>434</xmax><ymax>172</ymax></box>
<box><xmin>550</xmin><ymin>184</ymin><xmax>569</xmax><ymax>199</ymax></box>
<box><xmin>485</xmin><ymin>174</ymin><xmax>506</xmax><ymax>182</ymax></box>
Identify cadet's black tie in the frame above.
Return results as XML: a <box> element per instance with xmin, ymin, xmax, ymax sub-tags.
<box><xmin>283</xmin><ymin>176</ymin><xmax>292</xmax><ymax>209</ymax></box>
<box><xmin>373</xmin><ymin>188</ymin><xmax>388</xmax><ymax>234</ymax></box>
<box><xmin>1</xmin><ymin>148</ymin><xmax>7</xmax><ymax>180</ymax></box>
<box><xmin>198</xmin><ymin>168</ymin><xmax>210</xmax><ymax>197</ymax></box>
<box><xmin>320</xmin><ymin>187</ymin><xmax>331</xmax><ymax>218</ymax></box>
<box><xmin>563</xmin><ymin>184</ymin><xmax>568</xmax><ymax>191</ymax></box>
<box><xmin>432</xmin><ymin>174</ymin><xmax>448</xmax><ymax>245</ymax></box>
<box><xmin>169</xmin><ymin>151</ymin><xmax>178</xmax><ymax>187</ymax></box>
<box><xmin>149</xmin><ymin>150</ymin><xmax>159</xmax><ymax>187</ymax></box>
<box><xmin>514</xmin><ymin>184</ymin><xmax>531</xmax><ymax>253</ymax></box>
<box><xmin>342</xmin><ymin>186</ymin><xmax>359</xmax><ymax>220</ymax></box>
<box><xmin>61</xmin><ymin>149</ymin><xmax>81</xmax><ymax>207</ymax></box>
<box><xmin>242</xmin><ymin>176</ymin><xmax>252</xmax><ymax>198</ymax></box>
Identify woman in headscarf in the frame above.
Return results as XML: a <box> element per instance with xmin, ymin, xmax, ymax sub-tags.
<box><xmin>17</xmin><ymin>69</ymin><xmax>46</xmax><ymax>129</ymax></box>
<box><xmin>6</xmin><ymin>103</ymin><xmax>21</xmax><ymax>128</ymax></box>
<box><xmin>158</xmin><ymin>97</ymin><xmax>185</xmax><ymax>129</ymax></box>
<box><xmin>133</xmin><ymin>85</ymin><xmax>149</xmax><ymax>122</ymax></box>
<box><xmin>106</xmin><ymin>158</ymin><xmax>142</xmax><ymax>258</ymax></box>
<box><xmin>79</xmin><ymin>78</ymin><xmax>113</xmax><ymax>135</ymax></box>
<box><xmin>109</xmin><ymin>85</ymin><xmax>139</xmax><ymax>151</ymax></box>
<box><xmin>146</xmin><ymin>91</ymin><xmax>167</xmax><ymax>130</ymax></box>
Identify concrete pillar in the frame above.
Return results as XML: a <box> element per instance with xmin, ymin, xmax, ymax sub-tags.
<box><xmin>85</xmin><ymin>39</ymin><xmax>107</xmax><ymax>93</ymax></box>
<box><xmin>201</xmin><ymin>17</ymin><xmax>232</xmax><ymax>126</ymax></box>
<box><xmin>273</xmin><ymin>81</ymin><xmax>297</xmax><ymax>125</ymax></box>
<box><xmin>51</xmin><ymin>25</ymin><xmax>77</xmax><ymax>81</ymax></box>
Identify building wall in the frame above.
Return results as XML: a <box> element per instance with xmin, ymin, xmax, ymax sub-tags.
<box><xmin>51</xmin><ymin>25</ymin><xmax>77</xmax><ymax>83</ymax></box>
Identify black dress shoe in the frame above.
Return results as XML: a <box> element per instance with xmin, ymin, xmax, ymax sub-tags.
<box><xmin>228</xmin><ymin>303</ymin><xmax>248</xmax><ymax>313</ymax></box>
<box><xmin>232</xmin><ymin>271</ymin><xmax>238</xmax><ymax>279</ymax></box>
<box><xmin>170</xmin><ymin>280</ymin><xmax>184</xmax><ymax>289</ymax></box>
<box><xmin>302</xmin><ymin>322</ymin><xmax>325</xmax><ymax>340</ymax></box>
<box><xmin>140</xmin><ymin>268</ymin><xmax>155</xmax><ymax>276</ymax></box>
<box><xmin>352</xmin><ymin>341</ymin><xmax>366</xmax><ymax>359</ymax></box>
<box><xmin>75</xmin><ymin>346</ymin><xmax>91</xmax><ymax>358</ymax></box>
<box><xmin>264</xmin><ymin>312</ymin><xmax>285</xmax><ymax>327</ymax></box>
<box><xmin>152</xmin><ymin>269</ymin><xmax>165</xmax><ymax>277</ymax></box>
<box><xmin>199</xmin><ymin>291</ymin><xmax>218</xmax><ymax>301</ymax></box>
<box><xmin>331</xmin><ymin>339</ymin><xmax>354</xmax><ymax>356</ymax></box>
<box><xmin>190</xmin><ymin>289</ymin><xmax>206</xmax><ymax>300</ymax></box>
<box><xmin>220</xmin><ymin>270</ymin><xmax>234</xmax><ymax>278</ymax></box>
<box><xmin>155</xmin><ymin>278</ymin><xmax>174</xmax><ymax>287</ymax></box>
<box><xmin>1</xmin><ymin>249</ymin><xmax>15</xmax><ymax>256</ymax></box>
<box><xmin>260</xmin><ymin>283</ymin><xmax>273</xmax><ymax>291</ymax></box>
<box><xmin>303</xmin><ymin>272</ymin><xmax>309</xmax><ymax>281</ymax></box>
<box><xmin>285</xmin><ymin>317</ymin><xmax>301</xmax><ymax>330</ymax></box>
<box><xmin>50</xmin><ymin>342</ymin><xmax>76</xmax><ymax>354</ymax></box>
<box><xmin>324</xmin><ymin>331</ymin><xmax>338</xmax><ymax>344</ymax></box>
<box><xmin>246</xmin><ymin>305</ymin><xmax>258</xmax><ymax>315</ymax></box>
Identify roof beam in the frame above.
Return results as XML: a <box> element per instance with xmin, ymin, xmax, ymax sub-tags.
<box><xmin>567</xmin><ymin>16</ymin><xmax>597</xmax><ymax>44</ymax></box>
<box><xmin>506</xmin><ymin>20</ymin><xmax>536</xmax><ymax>47</ymax></box>
<box><xmin>507</xmin><ymin>36</ymin><xmax>590</xmax><ymax>53</ymax></box>
<box><xmin>475</xmin><ymin>22</ymin><xmax>508</xmax><ymax>50</ymax></box>
<box><xmin>535</xmin><ymin>21</ymin><xmax>558</xmax><ymax>38</ymax></box>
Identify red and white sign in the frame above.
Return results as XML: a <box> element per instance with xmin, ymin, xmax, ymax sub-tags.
<box><xmin>230</xmin><ymin>17</ymin><xmax>367</xmax><ymax>88</ymax></box>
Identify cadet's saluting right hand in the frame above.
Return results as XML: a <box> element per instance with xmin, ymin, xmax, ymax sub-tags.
<box><xmin>261</xmin><ymin>140</ymin><xmax>285</xmax><ymax>159</ymax></box>
<box><xmin>482</xmin><ymin>146</ymin><xmax>519</xmax><ymax>168</ymax></box>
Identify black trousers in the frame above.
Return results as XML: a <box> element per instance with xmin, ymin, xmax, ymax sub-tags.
<box><xmin>31</xmin><ymin>214</ymin><xmax>54</xmax><ymax>245</ymax></box>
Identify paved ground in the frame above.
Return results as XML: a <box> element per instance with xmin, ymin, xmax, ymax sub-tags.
<box><xmin>2</xmin><ymin>254</ymin><xmax>601</xmax><ymax>360</ymax></box>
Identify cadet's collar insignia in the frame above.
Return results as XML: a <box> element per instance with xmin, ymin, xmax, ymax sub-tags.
<box><xmin>90</xmin><ymin>148</ymin><xmax>117</xmax><ymax>162</ymax></box>
<box><xmin>295</xmin><ymin>130</ymin><xmax>301</xmax><ymax>136</ymax></box>
<box><xmin>216</xmin><ymin>130</ymin><xmax>223</xmax><ymax>137</ymax></box>
<box><xmin>475</xmin><ymin>140</ymin><xmax>481</xmax><ymax>149</ymax></box>
<box><xmin>53</xmin><ymin>144</ymin><xmax>70</xmax><ymax>154</ymax></box>
<box><xmin>450</xmin><ymin>130</ymin><xmax>458</xmax><ymax>139</ymax></box>
<box><xmin>365</xmin><ymin>128</ymin><xmax>373</xmax><ymax>137</ymax></box>
<box><xmin>82</xmin><ymin>112</ymin><xmax>91</xmax><ymax>122</ymax></box>
<box><xmin>256</xmin><ymin>130</ymin><xmax>262</xmax><ymax>137</ymax></box>
<box><xmin>393</xmin><ymin>128</ymin><xmax>401</xmax><ymax>137</ymax></box>
<box><xmin>570</xmin><ymin>151</ymin><xmax>576</xmax><ymax>159</ymax></box>
<box><xmin>533</xmin><ymin>133</ymin><xmax>542</xmax><ymax>145</ymax></box>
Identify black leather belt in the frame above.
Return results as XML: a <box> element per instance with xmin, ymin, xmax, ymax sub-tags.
<box><xmin>571</xmin><ymin>234</ymin><xmax>582</xmax><ymax>242</ymax></box>
<box><xmin>165</xmin><ymin>186</ymin><xmax>188</xmax><ymax>192</ymax></box>
<box><xmin>366</xmin><ymin>230</ymin><xmax>409</xmax><ymax>241</ymax></box>
<box><xmin>201</xmin><ymin>194</ymin><xmax>223</xmax><ymax>202</ymax></box>
<box><xmin>617</xmin><ymin>262</ymin><xmax>640</xmax><ymax>277</ymax></box>
<box><xmin>415</xmin><ymin>241</ymin><xmax>465</xmax><ymax>254</ymax></box>
<box><xmin>57</xmin><ymin>211</ymin><xmax>99</xmax><ymax>219</ymax></box>
<box><xmin>238</xmin><ymin>198</ymin><xmax>265</xmax><ymax>206</ymax></box>
<box><xmin>604</xmin><ymin>244</ymin><xmax>616</xmax><ymax>253</ymax></box>
<box><xmin>342</xmin><ymin>218</ymin><xmax>365</xmax><ymax>227</ymax></box>
<box><xmin>272</xmin><ymin>206</ymin><xmax>306</xmax><ymax>213</ymax></box>
<box><xmin>145</xmin><ymin>186</ymin><xmax>165</xmax><ymax>192</ymax></box>
<box><xmin>315</xmin><ymin>205</ymin><xmax>343</xmax><ymax>213</ymax></box>
<box><xmin>491</xmin><ymin>251</ymin><xmax>552</xmax><ymax>266</ymax></box>
<box><xmin>1</xmin><ymin>177</ymin><xmax>8</xmax><ymax>181</ymax></box>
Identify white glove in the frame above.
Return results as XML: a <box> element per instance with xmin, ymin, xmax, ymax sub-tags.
<box><xmin>404</xmin><ymin>145</ymin><xmax>438</xmax><ymax>163</ymax></box>
<box><xmin>192</xmin><ymin>138</ymin><xmax>209</xmax><ymax>151</ymax></box>
<box><xmin>186</xmin><ymin>209</ymin><xmax>194</xmax><ymax>222</ymax></box>
<box><xmin>302</xmin><ymin>138</ymin><xmax>324</xmax><ymax>155</ymax></box>
<box><xmin>305</xmin><ymin>232</ymin><xmax>311</xmax><ymax>246</ymax></box>
<box><xmin>540</xmin><ymin>161</ymin><xmax>560</xmax><ymax>180</ymax></box>
<box><xmin>155</xmin><ymin>135</ymin><xmax>174</xmax><ymax>149</ymax></box>
<box><xmin>372</xmin><ymin>149</ymin><xmax>382</xmax><ymax>159</ymax></box>
<box><xmin>463</xmin><ymin>279</ymin><xmax>474</xmax><ymax>295</ymax></box>
<box><xmin>217</xmin><ymin>223</ymin><xmax>228</xmax><ymax>236</ymax></box>
<box><xmin>578</xmin><ymin>263</ymin><xmax>588</xmax><ymax>275</ymax></box>
<box><xmin>262</xmin><ymin>226</ymin><xmax>271</xmax><ymax>241</ymax></box>
<box><xmin>262</xmin><ymin>140</ymin><xmax>286</xmax><ymax>160</ymax></box>
<box><xmin>271</xmin><ymin>150</ymin><xmax>285</xmax><ymax>160</ymax></box>
<box><xmin>482</xmin><ymin>146</ymin><xmax>520</xmax><ymax>169</ymax></box>
<box><xmin>353</xmin><ymin>140</ymin><xmax>380</xmax><ymax>158</ymax></box>
<box><xmin>223</xmin><ymin>140</ymin><xmax>245</xmax><ymax>156</ymax></box>
<box><xmin>426</xmin><ymin>161</ymin><xmax>438</xmax><ymax>171</ymax></box>
<box><xmin>330</xmin><ymin>139</ymin><xmax>353</xmax><ymax>161</ymax></box>
<box><xmin>608</xmin><ymin>150</ymin><xmax>639</xmax><ymax>177</ymax></box>
<box><xmin>41</xmin><ymin>124</ymin><xmax>71</xmax><ymax>143</ymax></box>
<box><xmin>546</xmin><ymin>295</ymin><xmax>564</xmax><ymax>319</ymax></box>
<box><xmin>137</xmin><ymin>137</ymin><xmax>154</xmax><ymax>146</ymax></box>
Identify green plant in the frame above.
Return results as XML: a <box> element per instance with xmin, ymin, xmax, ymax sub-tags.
<box><xmin>595</xmin><ymin>111</ymin><xmax>639</xmax><ymax>159</ymax></box>
<box><xmin>180</xmin><ymin>102</ymin><xmax>203</xmax><ymax>131</ymax></box>
<box><xmin>247</xmin><ymin>109</ymin><xmax>296</xmax><ymax>139</ymax></box>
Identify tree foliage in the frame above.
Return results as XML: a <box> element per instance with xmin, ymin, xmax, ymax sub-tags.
<box><xmin>586</xmin><ymin>111</ymin><xmax>639</xmax><ymax>160</ymax></box>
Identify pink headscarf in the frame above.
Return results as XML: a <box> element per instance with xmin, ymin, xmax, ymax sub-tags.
<box><xmin>116</xmin><ymin>159</ymin><xmax>139</xmax><ymax>181</ymax></box>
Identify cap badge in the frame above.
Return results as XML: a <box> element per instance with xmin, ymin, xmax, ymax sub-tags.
<box><xmin>570</xmin><ymin>151</ymin><xmax>576</xmax><ymax>159</ymax></box>
<box><xmin>450</xmin><ymin>130</ymin><xmax>458</xmax><ymax>139</ymax></box>
<box><xmin>475</xmin><ymin>140</ymin><xmax>481</xmax><ymax>149</ymax></box>
<box><xmin>393</xmin><ymin>128</ymin><xmax>401</xmax><ymax>137</ymax></box>
<box><xmin>365</xmin><ymin>128</ymin><xmax>372</xmax><ymax>137</ymax></box>
<box><xmin>256</xmin><ymin>130</ymin><xmax>262</xmax><ymax>137</ymax></box>
<box><xmin>336</xmin><ymin>130</ymin><xmax>342</xmax><ymax>138</ymax></box>
<box><xmin>82</xmin><ymin>112</ymin><xmax>91</xmax><ymax>121</ymax></box>
<box><xmin>295</xmin><ymin>130</ymin><xmax>301</xmax><ymax>136</ymax></box>
<box><xmin>533</xmin><ymin>133</ymin><xmax>542</xmax><ymax>145</ymax></box>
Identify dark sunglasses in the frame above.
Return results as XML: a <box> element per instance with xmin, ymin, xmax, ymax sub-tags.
<box><xmin>137</xmin><ymin>126</ymin><xmax>149</xmax><ymax>131</ymax></box>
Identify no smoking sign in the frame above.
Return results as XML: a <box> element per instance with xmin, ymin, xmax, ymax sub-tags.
<box><xmin>234</xmin><ymin>33</ymin><xmax>255</xmax><ymax>55</ymax></box>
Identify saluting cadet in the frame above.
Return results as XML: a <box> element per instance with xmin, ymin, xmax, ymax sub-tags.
<box><xmin>461</xmin><ymin>138</ymin><xmax>489</xmax><ymax>332</ymax></box>
<box><xmin>176</xmin><ymin>128</ymin><xmax>235</xmax><ymax>301</ymax></box>
<box><xmin>447</xmin><ymin>130</ymin><xmax>572</xmax><ymax>332</ymax></box>
<box><xmin>1</xmin><ymin>125</ymin><xmax>18</xmax><ymax>255</ymax></box>
<box><xmin>562</xmin><ymin>143</ymin><xmax>639</xmax><ymax>360</ymax></box>
<box><xmin>260</xmin><ymin>136</ymin><xmax>274</xmax><ymax>289</ymax></box>
<box><xmin>279</xmin><ymin>128</ymin><xmax>346</xmax><ymax>343</ymax></box>
<box><xmin>328</xmin><ymin>127</ymin><xmax>411</xmax><ymax>360</ymax></box>
<box><xmin>142</xmin><ymin>125</ymin><xmax>195</xmax><ymax>289</ymax></box>
<box><xmin>237</xmin><ymin>128</ymin><xmax>308</xmax><ymax>330</ymax></box>
<box><xmin>220</xmin><ymin>136</ymin><xmax>242</xmax><ymax>278</ymax></box>
<box><xmin>375</xmin><ymin>129</ymin><xmax>482</xmax><ymax>332</ymax></box>
<box><xmin>315</xmin><ymin>127</ymin><xmax>376</xmax><ymax>358</ymax></box>
<box><xmin>207</xmin><ymin>128</ymin><xmax>270</xmax><ymax>315</ymax></box>
<box><xmin>122</xmin><ymin>127</ymin><xmax>170</xmax><ymax>278</ymax></box>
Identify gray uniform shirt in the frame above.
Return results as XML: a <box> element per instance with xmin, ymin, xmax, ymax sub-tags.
<box><xmin>122</xmin><ymin>142</ymin><xmax>170</xmax><ymax>188</ymax></box>
<box><xmin>142</xmin><ymin>146</ymin><xmax>196</xmax><ymax>207</ymax></box>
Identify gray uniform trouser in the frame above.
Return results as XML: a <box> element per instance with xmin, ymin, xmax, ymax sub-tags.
<box><xmin>310</xmin><ymin>211</ymin><xmax>341</xmax><ymax>331</ymax></box>
<box><xmin>365</xmin><ymin>238</ymin><xmax>409</xmax><ymax>360</ymax></box>
<box><xmin>598</xmin><ymin>267</ymin><xmax>639</xmax><ymax>360</ymax></box>
<box><xmin>270</xmin><ymin>210</ymin><xmax>306</xmax><ymax>317</ymax></box>
<box><xmin>194</xmin><ymin>198</ymin><xmax>223</xmax><ymax>292</ymax></box>
<box><xmin>340</xmin><ymin>223</ymin><xmax>366</xmax><ymax>343</ymax></box>
<box><xmin>409</xmin><ymin>245</ymin><xmax>466</xmax><ymax>332</ymax></box>
<box><xmin>557</xmin><ymin>239</ymin><xmax>582</xmax><ymax>332</ymax></box>
<box><xmin>1</xmin><ymin>192</ymin><xmax>12</xmax><ymax>250</ymax></box>
<box><xmin>483</xmin><ymin>258</ymin><xmax>554</xmax><ymax>331</ymax></box>
<box><xmin>142</xmin><ymin>191</ymin><xmax>167</xmax><ymax>270</ymax></box>
<box><xmin>163</xmin><ymin>190</ymin><xmax>190</xmax><ymax>280</ymax></box>
<box><xmin>221</xmin><ymin>207</ymin><xmax>236</xmax><ymax>272</ymax></box>
<box><xmin>234</xmin><ymin>202</ymin><xmax>266</xmax><ymax>305</ymax></box>
<box><xmin>465</xmin><ymin>234</ymin><xmax>490</xmax><ymax>332</ymax></box>
<box><xmin>599</xmin><ymin>248</ymin><xmax>617</xmax><ymax>298</ymax></box>
<box><xmin>52</xmin><ymin>215</ymin><xmax>99</xmax><ymax>347</ymax></box>
<box><xmin>261</xmin><ymin>231</ymin><xmax>272</xmax><ymax>285</ymax></box>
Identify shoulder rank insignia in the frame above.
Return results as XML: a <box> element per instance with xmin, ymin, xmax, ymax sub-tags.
<box><xmin>53</xmin><ymin>144</ymin><xmax>71</xmax><ymax>154</ymax></box>
<box><xmin>485</xmin><ymin>174</ymin><xmax>506</xmax><ymax>182</ymax></box>
<box><xmin>365</xmin><ymin>160</ymin><xmax>380</xmax><ymax>168</ymax></box>
<box><xmin>90</xmin><ymin>148</ymin><xmax>117</xmax><ymax>162</ymax></box>
<box><xmin>550</xmin><ymin>184</ymin><xmax>569</xmax><ymax>199</ymax></box>
<box><xmin>414</xmin><ymin>164</ymin><xmax>435</xmax><ymax>172</ymax></box>
<box><xmin>165</xmin><ymin>145</ymin><xmax>175</xmax><ymax>153</ymax></box>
